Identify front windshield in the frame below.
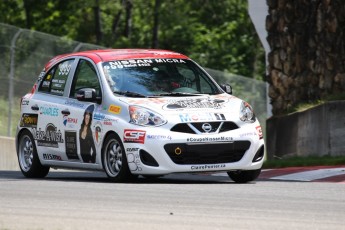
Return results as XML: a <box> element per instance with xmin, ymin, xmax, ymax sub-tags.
<box><xmin>102</xmin><ymin>58</ymin><xmax>222</xmax><ymax>96</ymax></box>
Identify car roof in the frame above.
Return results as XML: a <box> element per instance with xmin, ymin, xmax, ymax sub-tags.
<box><xmin>44</xmin><ymin>49</ymin><xmax>190</xmax><ymax>70</ymax></box>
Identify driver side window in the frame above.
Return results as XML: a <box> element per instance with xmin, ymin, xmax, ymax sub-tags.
<box><xmin>177</xmin><ymin>65</ymin><xmax>215</xmax><ymax>94</ymax></box>
<box><xmin>70</xmin><ymin>59</ymin><xmax>101</xmax><ymax>98</ymax></box>
<box><xmin>177</xmin><ymin>66</ymin><xmax>194</xmax><ymax>88</ymax></box>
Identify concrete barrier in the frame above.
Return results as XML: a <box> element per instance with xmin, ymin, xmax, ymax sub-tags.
<box><xmin>266</xmin><ymin>100</ymin><xmax>345</xmax><ymax>159</ymax></box>
<box><xmin>0</xmin><ymin>136</ymin><xmax>19</xmax><ymax>170</ymax></box>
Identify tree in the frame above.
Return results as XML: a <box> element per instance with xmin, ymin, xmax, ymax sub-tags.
<box><xmin>94</xmin><ymin>0</ymin><xmax>103</xmax><ymax>44</ymax></box>
<box><xmin>151</xmin><ymin>0</ymin><xmax>160</xmax><ymax>48</ymax></box>
<box><xmin>124</xmin><ymin>0</ymin><xmax>132</xmax><ymax>38</ymax></box>
<box><xmin>0</xmin><ymin>0</ymin><xmax>265</xmax><ymax>79</ymax></box>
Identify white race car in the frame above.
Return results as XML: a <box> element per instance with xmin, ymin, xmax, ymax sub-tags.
<box><xmin>16</xmin><ymin>49</ymin><xmax>264</xmax><ymax>183</ymax></box>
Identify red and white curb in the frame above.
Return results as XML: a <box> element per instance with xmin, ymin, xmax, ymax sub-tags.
<box><xmin>212</xmin><ymin>166</ymin><xmax>345</xmax><ymax>183</ymax></box>
<box><xmin>260</xmin><ymin>166</ymin><xmax>345</xmax><ymax>183</ymax></box>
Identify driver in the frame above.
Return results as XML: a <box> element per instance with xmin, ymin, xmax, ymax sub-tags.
<box><xmin>154</xmin><ymin>70</ymin><xmax>181</xmax><ymax>92</ymax></box>
<box><xmin>156</xmin><ymin>80</ymin><xmax>170</xmax><ymax>91</ymax></box>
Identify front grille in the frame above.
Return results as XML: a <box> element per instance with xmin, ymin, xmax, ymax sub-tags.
<box><xmin>170</xmin><ymin>123</ymin><xmax>195</xmax><ymax>134</ymax></box>
<box><xmin>171</xmin><ymin>121</ymin><xmax>239</xmax><ymax>134</ymax></box>
<box><xmin>192</xmin><ymin>122</ymin><xmax>220</xmax><ymax>133</ymax></box>
<box><xmin>164</xmin><ymin>141</ymin><xmax>250</xmax><ymax>165</ymax></box>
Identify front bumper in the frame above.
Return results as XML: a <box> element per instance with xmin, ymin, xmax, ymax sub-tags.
<box><xmin>123</xmin><ymin>124</ymin><xmax>265</xmax><ymax>175</ymax></box>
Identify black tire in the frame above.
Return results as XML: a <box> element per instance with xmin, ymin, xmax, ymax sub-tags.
<box><xmin>227</xmin><ymin>168</ymin><xmax>261</xmax><ymax>183</ymax></box>
<box><xmin>102</xmin><ymin>133</ymin><xmax>135</xmax><ymax>182</ymax></box>
<box><xmin>17</xmin><ymin>130</ymin><xmax>50</xmax><ymax>178</ymax></box>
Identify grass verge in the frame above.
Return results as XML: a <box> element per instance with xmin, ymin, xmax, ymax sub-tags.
<box><xmin>263</xmin><ymin>155</ymin><xmax>345</xmax><ymax>169</ymax></box>
<box><xmin>0</xmin><ymin>96</ymin><xmax>21</xmax><ymax>137</ymax></box>
<box><xmin>286</xmin><ymin>93</ymin><xmax>345</xmax><ymax>114</ymax></box>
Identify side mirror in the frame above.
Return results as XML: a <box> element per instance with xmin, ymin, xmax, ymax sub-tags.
<box><xmin>76</xmin><ymin>88</ymin><xmax>102</xmax><ymax>103</ymax></box>
<box><xmin>220</xmin><ymin>83</ymin><xmax>232</xmax><ymax>95</ymax></box>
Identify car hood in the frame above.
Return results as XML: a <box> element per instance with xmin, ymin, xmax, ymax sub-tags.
<box><xmin>119</xmin><ymin>93</ymin><xmax>242</xmax><ymax>115</ymax></box>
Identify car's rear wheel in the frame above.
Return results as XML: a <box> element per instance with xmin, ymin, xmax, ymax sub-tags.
<box><xmin>227</xmin><ymin>168</ymin><xmax>261</xmax><ymax>183</ymax></box>
<box><xmin>17</xmin><ymin>130</ymin><xmax>50</xmax><ymax>178</ymax></box>
<box><xmin>102</xmin><ymin>133</ymin><xmax>135</xmax><ymax>182</ymax></box>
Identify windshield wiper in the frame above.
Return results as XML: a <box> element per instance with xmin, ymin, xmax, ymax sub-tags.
<box><xmin>153</xmin><ymin>92</ymin><xmax>203</xmax><ymax>97</ymax></box>
<box><xmin>113</xmin><ymin>91</ymin><xmax>147</xmax><ymax>98</ymax></box>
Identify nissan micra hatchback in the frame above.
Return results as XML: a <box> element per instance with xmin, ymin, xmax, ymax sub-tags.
<box><xmin>16</xmin><ymin>49</ymin><xmax>264</xmax><ymax>183</ymax></box>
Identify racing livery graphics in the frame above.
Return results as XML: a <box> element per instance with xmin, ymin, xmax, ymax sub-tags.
<box><xmin>34</xmin><ymin>123</ymin><xmax>63</xmax><ymax>148</ymax></box>
<box><xmin>20</xmin><ymin>113</ymin><xmax>38</xmax><ymax>128</ymax></box>
<box><xmin>16</xmin><ymin>49</ymin><xmax>264</xmax><ymax>183</ymax></box>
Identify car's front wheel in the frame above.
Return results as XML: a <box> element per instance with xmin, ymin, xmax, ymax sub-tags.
<box><xmin>227</xmin><ymin>168</ymin><xmax>261</xmax><ymax>183</ymax></box>
<box><xmin>102</xmin><ymin>133</ymin><xmax>135</xmax><ymax>182</ymax></box>
<box><xmin>17</xmin><ymin>130</ymin><xmax>50</xmax><ymax>178</ymax></box>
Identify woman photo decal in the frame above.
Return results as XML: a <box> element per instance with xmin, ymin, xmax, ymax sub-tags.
<box><xmin>79</xmin><ymin>104</ymin><xmax>96</xmax><ymax>163</ymax></box>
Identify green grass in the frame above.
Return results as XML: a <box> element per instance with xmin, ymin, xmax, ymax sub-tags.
<box><xmin>263</xmin><ymin>155</ymin><xmax>345</xmax><ymax>169</ymax></box>
<box><xmin>0</xmin><ymin>96</ymin><xmax>21</xmax><ymax>137</ymax></box>
<box><xmin>286</xmin><ymin>92</ymin><xmax>345</xmax><ymax>114</ymax></box>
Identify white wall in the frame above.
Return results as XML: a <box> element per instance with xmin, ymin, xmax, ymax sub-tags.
<box><xmin>0</xmin><ymin>137</ymin><xmax>19</xmax><ymax>170</ymax></box>
<box><xmin>248</xmin><ymin>0</ymin><xmax>272</xmax><ymax>117</ymax></box>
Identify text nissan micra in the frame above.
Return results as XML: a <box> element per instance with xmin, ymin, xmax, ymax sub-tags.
<box><xmin>16</xmin><ymin>49</ymin><xmax>264</xmax><ymax>183</ymax></box>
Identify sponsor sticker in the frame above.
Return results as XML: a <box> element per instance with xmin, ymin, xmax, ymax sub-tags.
<box><xmin>103</xmin><ymin>121</ymin><xmax>112</xmax><ymax>126</ymax></box>
<box><xmin>58</xmin><ymin>62</ymin><xmax>72</xmax><ymax>76</ymax></box>
<box><xmin>63</xmin><ymin>115</ymin><xmax>78</xmax><ymax>127</ymax></box>
<box><xmin>126</xmin><ymin>148</ymin><xmax>139</xmax><ymax>152</ymax></box>
<box><xmin>163</xmin><ymin>98</ymin><xmax>226</xmax><ymax>110</ymax></box>
<box><xmin>187</xmin><ymin>136</ymin><xmax>233</xmax><ymax>142</ymax></box>
<box><xmin>64</xmin><ymin>99</ymin><xmax>85</xmax><ymax>108</ymax></box>
<box><xmin>256</xmin><ymin>126</ymin><xmax>263</xmax><ymax>139</ymax></box>
<box><xmin>239</xmin><ymin>132</ymin><xmax>257</xmax><ymax>138</ymax></box>
<box><xmin>108</xmin><ymin>59</ymin><xmax>153</xmax><ymax>69</ymax></box>
<box><xmin>107</xmin><ymin>59</ymin><xmax>185</xmax><ymax>69</ymax></box>
<box><xmin>42</xmin><ymin>81</ymin><xmax>50</xmax><ymax>87</ymax></box>
<box><xmin>123</xmin><ymin>129</ymin><xmax>146</xmax><ymax>144</ymax></box>
<box><xmin>65</xmin><ymin>131</ymin><xmax>79</xmax><ymax>160</ymax></box>
<box><xmin>21</xmin><ymin>100</ymin><xmax>30</xmax><ymax>106</ymax></box>
<box><xmin>20</xmin><ymin>113</ymin><xmax>38</xmax><ymax>128</ymax></box>
<box><xmin>40</xmin><ymin>106</ymin><xmax>59</xmax><ymax>116</ymax></box>
<box><xmin>93</xmin><ymin>113</ymin><xmax>105</xmax><ymax>121</ymax></box>
<box><xmin>127</xmin><ymin>152</ymin><xmax>142</xmax><ymax>171</ymax></box>
<box><xmin>102</xmin><ymin>116</ymin><xmax>118</xmax><ymax>126</ymax></box>
<box><xmin>108</xmin><ymin>105</ymin><xmax>121</xmax><ymax>114</ymax></box>
<box><xmin>38</xmin><ymin>71</ymin><xmax>46</xmax><ymax>81</ymax></box>
<box><xmin>34</xmin><ymin>123</ymin><xmax>64</xmax><ymax>148</ymax></box>
<box><xmin>179</xmin><ymin>113</ymin><xmax>225</xmax><ymax>122</ymax></box>
<box><xmin>146</xmin><ymin>134</ymin><xmax>172</xmax><ymax>140</ymax></box>
<box><xmin>43</xmin><ymin>153</ymin><xmax>62</xmax><ymax>161</ymax></box>
<box><xmin>191</xmin><ymin>164</ymin><xmax>226</xmax><ymax>170</ymax></box>
<box><xmin>93</xmin><ymin>121</ymin><xmax>103</xmax><ymax>146</ymax></box>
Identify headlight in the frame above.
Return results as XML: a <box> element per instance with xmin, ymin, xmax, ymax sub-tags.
<box><xmin>129</xmin><ymin>105</ymin><xmax>167</xmax><ymax>126</ymax></box>
<box><xmin>239</xmin><ymin>101</ymin><xmax>256</xmax><ymax>123</ymax></box>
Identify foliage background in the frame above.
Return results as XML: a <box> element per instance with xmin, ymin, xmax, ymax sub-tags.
<box><xmin>0</xmin><ymin>0</ymin><xmax>267</xmax><ymax>137</ymax></box>
<box><xmin>0</xmin><ymin>0</ymin><xmax>265</xmax><ymax>80</ymax></box>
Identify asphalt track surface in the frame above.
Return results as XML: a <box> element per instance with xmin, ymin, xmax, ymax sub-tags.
<box><xmin>0</xmin><ymin>167</ymin><xmax>344</xmax><ymax>230</ymax></box>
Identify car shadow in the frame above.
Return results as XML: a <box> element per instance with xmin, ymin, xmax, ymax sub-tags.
<box><xmin>0</xmin><ymin>170</ymin><xmax>264</xmax><ymax>184</ymax></box>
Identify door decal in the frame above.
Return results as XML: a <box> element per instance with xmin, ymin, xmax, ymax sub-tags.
<box><xmin>79</xmin><ymin>105</ymin><xmax>96</xmax><ymax>163</ymax></box>
<box><xmin>65</xmin><ymin>131</ymin><xmax>79</xmax><ymax>160</ymax></box>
